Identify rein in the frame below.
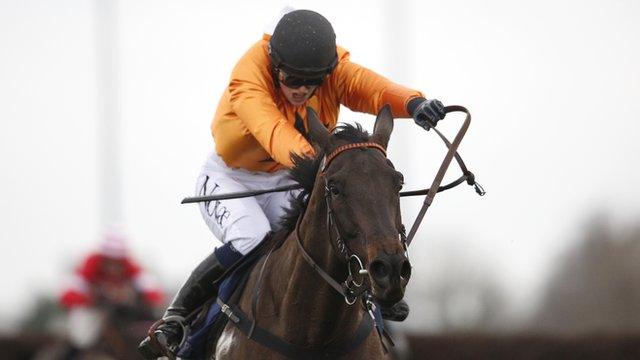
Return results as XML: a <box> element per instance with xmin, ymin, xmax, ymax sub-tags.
<box><xmin>294</xmin><ymin>202</ymin><xmax>371</xmax><ymax>305</ymax></box>
<box><xmin>181</xmin><ymin>105</ymin><xmax>485</xmax><ymax>247</ymax></box>
<box><xmin>405</xmin><ymin>105</ymin><xmax>483</xmax><ymax>245</ymax></box>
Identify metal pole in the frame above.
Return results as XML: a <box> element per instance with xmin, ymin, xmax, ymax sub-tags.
<box><xmin>384</xmin><ymin>0</ymin><xmax>409</xmax><ymax>82</ymax></box>
<box><xmin>94</xmin><ymin>0</ymin><xmax>122</xmax><ymax>228</ymax></box>
<box><xmin>384</xmin><ymin>0</ymin><xmax>415</xmax><ymax>163</ymax></box>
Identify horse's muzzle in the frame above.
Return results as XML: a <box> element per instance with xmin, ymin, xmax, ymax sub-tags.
<box><xmin>368</xmin><ymin>253</ymin><xmax>411</xmax><ymax>306</ymax></box>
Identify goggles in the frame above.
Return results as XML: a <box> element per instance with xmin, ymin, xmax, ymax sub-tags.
<box><xmin>278</xmin><ymin>70</ymin><xmax>325</xmax><ymax>88</ymax></box>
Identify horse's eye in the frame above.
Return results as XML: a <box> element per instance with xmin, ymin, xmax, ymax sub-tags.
<box><xmin>329</xmin><ymin>185</ymin><xmax>341</xmax><ymax>196</ymax></box>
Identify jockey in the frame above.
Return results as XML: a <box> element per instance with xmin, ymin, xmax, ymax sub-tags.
<box><xmin>140</xmin><ymin>8</ymin><xmax>445</xmax><ymax>357</ymax></box>
<box><xmin>60</xmin><ymin>228</ymin><xmax>164</xmax><ymax>352</ymax></box>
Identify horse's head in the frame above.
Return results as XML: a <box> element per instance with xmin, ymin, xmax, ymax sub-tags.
<box><xmin>305</xmin><ymin>105</ymin><xmax>411</xmax><ymax>307</ymax></box>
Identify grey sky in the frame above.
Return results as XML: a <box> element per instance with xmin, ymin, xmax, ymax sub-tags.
<box><xmin>1</xmin><ymin>0</ymin><xmax>639</xmax><ymax>331</ymax></box>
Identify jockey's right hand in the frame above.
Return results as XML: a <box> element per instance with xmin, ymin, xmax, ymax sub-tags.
<box><xmin>412</xmin><ymin>98</ymin><xmax>446</xmax><ymax>131</ymax></box>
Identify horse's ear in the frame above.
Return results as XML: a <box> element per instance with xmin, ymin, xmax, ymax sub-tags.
<box><xmin>372</xmin><ymin>104</ymin><xmax>394</xmax><ymax>149</ymax></box>
<box><xmin>306</xmin><ymin>106</ymin><xmax>330</xmax><ymax>151</ymax></box>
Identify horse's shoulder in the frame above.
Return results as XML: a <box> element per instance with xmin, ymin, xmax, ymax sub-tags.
<box><xmin>215</xmin><ymin>324</ymin><xmax>242</xmax><ymax>359</ymax></box>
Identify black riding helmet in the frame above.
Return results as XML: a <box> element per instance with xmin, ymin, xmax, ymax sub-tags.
<box><xmin>269</xmin><ymin>10</ymin><xmax>338</xmax><ymax>79</ymax></box>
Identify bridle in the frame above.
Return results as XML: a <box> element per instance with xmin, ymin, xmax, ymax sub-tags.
<box><xmin>294</xmin><ymin>105</ymin><xmax>480</xmax><ymax>308</ymax></box>
<box><xmin>322</xmin><ymin>143</ymin><xmax>391</xmax><ymax>262</ymax></box>
<box><xmin>291</xmin><ymin>141</ymin><xmax>399</xmax><ymax>353</ymax></box>
<box><xmin>293</xmin><ymin>142</ymin><xmax>394</xmax><ymax>304</ymax></box>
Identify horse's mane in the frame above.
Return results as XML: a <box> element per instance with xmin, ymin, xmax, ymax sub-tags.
<box><xmin>279</xmin><ymin>123</ymin><xmax>371</xmax><ymax>231</ymax></box>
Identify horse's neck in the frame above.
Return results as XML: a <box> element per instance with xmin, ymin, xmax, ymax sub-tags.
<box><xmin>267</xmin><ymin>188</ymin><xmax>363</xmax><ymax>345</ymax></box>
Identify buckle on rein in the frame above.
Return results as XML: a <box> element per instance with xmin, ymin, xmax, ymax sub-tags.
<box><xmin>343</xmin><ymin>254</ymin><xmax>368</xmax><ymax>305</ymax></box>
<box><xmin>342</xmin><ymin>230</ymin><xmax>409</xmax><ymax>305</ymax></box>
<box><xmin>147</xmin><ymin>315</ymin><xmax>189</xmax><ymax>357</ymax></box>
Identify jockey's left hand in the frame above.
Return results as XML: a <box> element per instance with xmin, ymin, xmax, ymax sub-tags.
<box><xmin>412</xmin><ymin>98</ymin><xmax>446</xmax><ymax>131</ymax></box>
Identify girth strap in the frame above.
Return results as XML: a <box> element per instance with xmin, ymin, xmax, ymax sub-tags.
<box><xmin>217</xmin><ymin>298</ymin><xmax>374</xmax><ymax>359</ymax></box>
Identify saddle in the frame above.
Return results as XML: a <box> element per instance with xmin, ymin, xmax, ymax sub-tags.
<box><xmin>176</xmin><ymin>232</ymin><xmax>287</xmax><ymax>359</ymax></box>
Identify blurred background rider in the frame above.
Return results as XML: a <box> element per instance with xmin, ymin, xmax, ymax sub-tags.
<box><xmin>59</xmin><ymin>228</ymin><xmax>164</xmax><ymax>358</ymax></box>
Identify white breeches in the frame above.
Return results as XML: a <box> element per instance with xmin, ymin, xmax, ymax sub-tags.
<box><xmin>196</xmin><ymin>152</ymin><xmax>297</xmax><ymax>255</ymax></box>
<box><xmin>67</xmin><ymin>307</ymin><xmax>103</xmax><ymax>349</ymax></box>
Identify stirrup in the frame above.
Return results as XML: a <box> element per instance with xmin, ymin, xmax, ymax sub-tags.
<box><xmin>143</xmin><ymin>315</ymin><xmax>188</xmax><ymax>359</ymax></box>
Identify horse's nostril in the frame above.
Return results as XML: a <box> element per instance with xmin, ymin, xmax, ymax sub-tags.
<box><xmin>400</xmin><ymin>259</ymin><xmax>412</xmax><ymax>280</ymax></box>
<box><xmin>370</xmin><ymin>260</ymin><xmax>389</xmax><ymax>279</ymax></box>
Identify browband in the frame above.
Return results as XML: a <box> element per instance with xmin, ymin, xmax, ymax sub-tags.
<box><xmin>321</xmin><ymin>142</ymin><xmax>387</xmax><ymax>173</ymax></box>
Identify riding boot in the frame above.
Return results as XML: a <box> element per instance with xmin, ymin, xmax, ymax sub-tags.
<box><xmin>137</xmin><ymin>243</ymin><xmax>242</xmax><ymax>359</ymax></box>
<box><xmin>381</xmin><ymin>299</ymin><xmax>410</xmax><ymax>322</ymax></box>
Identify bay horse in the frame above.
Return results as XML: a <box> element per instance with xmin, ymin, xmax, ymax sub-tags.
<box><xmin>210</xmin><ymin>105</ymin><xmax>411</xmax><ymax>359</ymax></box>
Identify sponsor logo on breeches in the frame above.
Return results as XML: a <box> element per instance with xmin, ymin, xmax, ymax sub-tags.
<box><xmin>200</xmin><ymin>176</ymin><xmax>231</xmax><ymax>227</ymax></box>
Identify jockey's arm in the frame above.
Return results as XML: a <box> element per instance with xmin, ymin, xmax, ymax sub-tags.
<box><xmin>331</xmin><ymin>48</ymin><xmax>424</xmax><ymax>118</ymax></box>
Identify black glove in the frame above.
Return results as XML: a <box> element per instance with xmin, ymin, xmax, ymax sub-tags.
<box><xmin>411</xmin><ymin>98</ymin><xmax>446</xmax><ymax>131</ymax></box>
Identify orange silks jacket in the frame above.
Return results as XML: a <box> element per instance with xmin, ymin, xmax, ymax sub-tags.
<box><xmin>211</xmin><ymin>35</ymin><xmax>423</xmax><ymax>173</ymax></box>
